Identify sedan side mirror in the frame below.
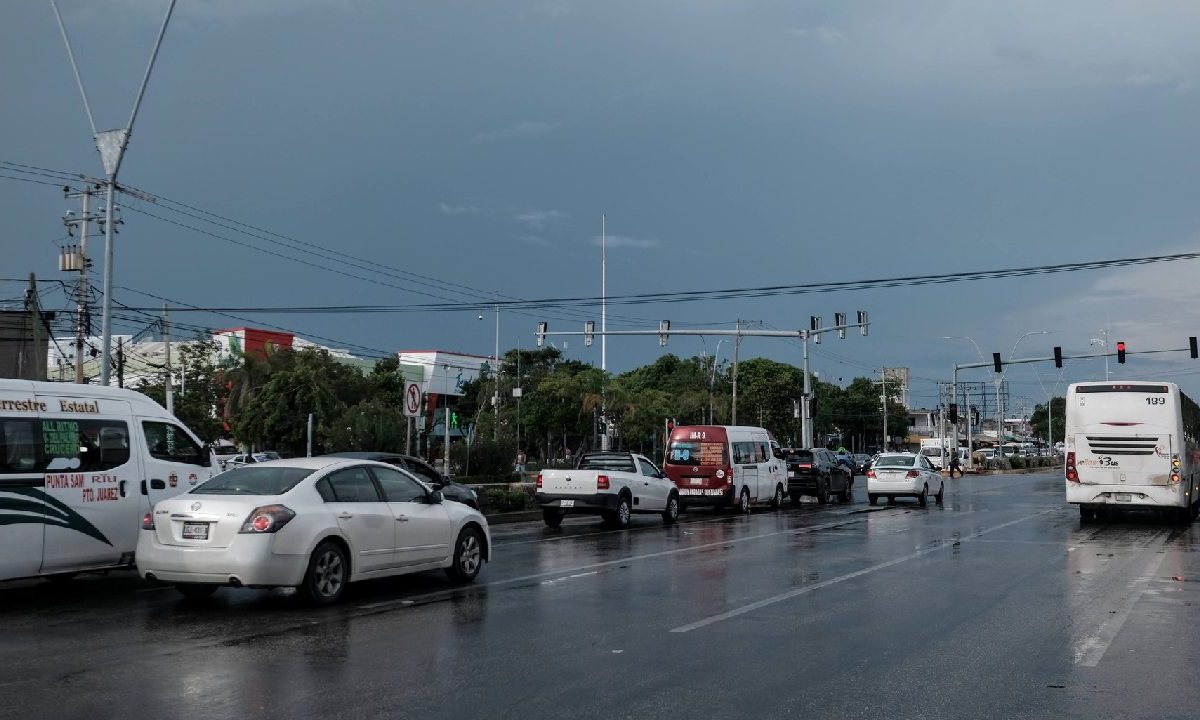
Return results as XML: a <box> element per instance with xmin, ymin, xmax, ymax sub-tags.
<box><xmin>427</xmin><ymin>490</ymin><xmax>444</xmax><ymax>505</ymax></box>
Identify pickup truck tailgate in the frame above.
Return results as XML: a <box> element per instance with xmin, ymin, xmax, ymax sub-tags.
<box><xmin>539</xmin><ymin>470</ymin><xmax>602</xmax><ymax>495</ymax></box>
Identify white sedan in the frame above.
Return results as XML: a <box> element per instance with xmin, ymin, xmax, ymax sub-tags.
<box><xmin>137</xmin><ymin>457</ymin><xmax>491</xmax><ymax>604</ymax></box>
<box><xmin>867</xmin><ymin>452</ymin><xmax>944</xmax><ymax>507</ymax></box>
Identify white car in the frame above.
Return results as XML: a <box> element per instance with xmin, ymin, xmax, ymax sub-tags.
<box><xmin>137</xmin><ymin>457</ymin><xmax>491</xmax><ymax>604</ymax></box>
<box><xmin>867</xmin><ymin>452</ymin><xmax>944</xmax><ymax>507</ymax></box>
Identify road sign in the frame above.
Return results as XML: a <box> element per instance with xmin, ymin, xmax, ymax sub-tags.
<box><xmin>404</xmin><ymin>382</ymin><xmax>423</xmax><ymax>417</ymax></box>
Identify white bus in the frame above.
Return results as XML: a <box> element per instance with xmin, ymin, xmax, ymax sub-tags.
<box><xmin>1065</xmin><ymin>381</ymin><xmax>1200</xmax><ymax>523</ymax></box>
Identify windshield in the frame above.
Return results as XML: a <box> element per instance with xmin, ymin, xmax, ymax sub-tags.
<box><xmin>920</xmin><ymin>448</ymin><xmax>942</xmax><ymax>457</ymax></box>
<box><xmin>193</xmin><ymin>466</ymin><xmax>314</xmax><ymax>495</ymax></box>
<box><xmin>578</xmin><ymin>454</ymin><xmax>637</xmax><ymax>472</ymax></box>
<box><xmin>666</xmin><ymin>440</ymin><xmax>728</xmax><ymax>466</ymax></box>
<box><xmin>875</xmin><ymin>456</ymin><xmax>916</xmax><ymax>468</ymax></box>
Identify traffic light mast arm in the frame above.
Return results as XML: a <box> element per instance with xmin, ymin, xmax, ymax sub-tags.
<box><xmin>957</xmin><ymin>345</ymin><xmax>1190</xmax><ymax>372</ymax></box>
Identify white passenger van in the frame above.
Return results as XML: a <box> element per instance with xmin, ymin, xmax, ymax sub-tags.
<box><xmin>1065</xmin><ymin>381</ymin><xmax>1199</xmax><ymax>523</ymax></box>
<box><xmin>1</xmin><ymin>379</ymin><xmax>219</xmax><ymax>582</ymax></box>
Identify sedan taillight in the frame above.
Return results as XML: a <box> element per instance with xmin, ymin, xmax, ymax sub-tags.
<box><xmin>239</xmin><ymin>505</ymin><xmax>296</xmax><ymax>534</ymax></box>
<box><xmin>867</xmin><ymin>470</ymin><xmax>876</xmax><ymax>478</ymax></box>
<box><xmin>906</xmin><ymin>470</ymin><xmax>920</xmax><ymax>478</ymax></box>
<box><xmin>141</xmin><ymin>512</ymin><xmax>155</xmax><ymax>530</ymax></box>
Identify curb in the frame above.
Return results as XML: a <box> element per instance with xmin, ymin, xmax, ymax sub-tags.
<box><xmin>482</xmin><ymin>510</ymin><xmax>542</xmax><ymax>525</ymax></box>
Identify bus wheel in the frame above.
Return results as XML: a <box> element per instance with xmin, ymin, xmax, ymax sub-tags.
<box><xmin>1079</xmin><ymin>506</ymin><xmax>1095</xmax><ymax>523</ymax></box>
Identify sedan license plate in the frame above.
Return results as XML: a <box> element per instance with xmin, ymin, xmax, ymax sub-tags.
<box><xmin>1115</xmin><ymin>493</ymin><xmax>1132</xmax><ymax>503</ymax></box>
<box><xmin>182</xmin><ymin>522</ymin><xmax>210</xmax><ymax>540</ymax></box>
<box><xmin>559</xmin><ymin>499</ymin><xmax>575</xmax><ymax>508</ymax></box>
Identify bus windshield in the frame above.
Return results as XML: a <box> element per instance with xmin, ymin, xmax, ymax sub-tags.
<box><xmin>667</xmin><ymin>440</ymin><xmax>727</xmax><ymax>466</ymax></box>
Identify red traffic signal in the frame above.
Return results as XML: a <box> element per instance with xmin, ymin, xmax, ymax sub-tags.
<box><xmin>1116</xmin><ymin>341</ymin><xmax>1126</xmax><ymax>364</ymax></box>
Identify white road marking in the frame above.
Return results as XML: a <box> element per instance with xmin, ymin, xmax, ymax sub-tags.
<box><xmin>1073</xmin><ymin>531</ymin><xmax>1170</xmax><ymax>667</ymax></box>
<box><xmin>670</xmin><ymin>508</ymin><xmax>1058</xmax><ymax>633</ymax></box>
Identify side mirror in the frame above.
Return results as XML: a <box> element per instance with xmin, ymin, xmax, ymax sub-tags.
<box><xmin>427</xmin><ymin>490</ymin><xmax>444</xmax><ymax>504</ymax></box>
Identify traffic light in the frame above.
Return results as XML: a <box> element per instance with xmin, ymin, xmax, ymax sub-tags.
<box><xmin>857</xmin><ymin>310</ymin><xmax>869</xmax><ymax>336</ymax></box>
<box><xmin>658</xmin><ymin>320</ymin><xmax>671</xmax><ymax>347</ymax></box>
<box><xmin>1053</xmin><ymin>346</ymin><xmax>1062</xmax><ymax>369</ymax></box>
<box><xmin>835</xmin><ymin>312</ymin><xmax>846</xmax><ymax>339</ymax></box>
<box><xmin>949</xmin><ymin>403</ymin><xmax>958</xmax><ymax>424</ymax></box>
<box><xmin>1190</xmin><ymin>336</ymin><xmax>1197</xmax><ymax>359</ymax></box>
<box><xmin>811</xmin><ymin>316</ymin><xmax>822</xmax><ymax>344</ymax></box>
<box><xmin>992</xmin><ymin>352</ymin><xmax>1003</xmax><ymax>373</ymax></box>
<box><xmin>1116</xmin><ymin>341</ymin><xmax>1126</xmax><ymax>364</ymax></box>
<box><xmin>450</xmin><ymin>412</ymin><xmax>459</xmax><ymax>429</ymax></box>
<box><xmin>536</xmin><ymin>322</ymin><xmax>548</xmax><ymax>347</ymax></box>
<box><xmin>584</xmin><ymin>321</ymin><xmax>595</xmax><ymax>347</ymax></box>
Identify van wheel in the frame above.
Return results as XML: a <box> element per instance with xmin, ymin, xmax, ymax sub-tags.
<box><xmin>770</xmin><ymin>484</ymin><xmax>784</xmax><ymax>509</ymax></box>
<box><xmin>918</xmin><ymin>485</ymin><xmax>928</xmax><ymax>507</ymax></box>
<box><xmin>300</xmin><ymin>541</ymin><xmax>348</xmax><ymax>606</ymax></box>
<box><xmin>739</xmin><ymin>488</ymin><xmax>751</xmax><ymax>514</ymax></box>
<box><xmin>175</xmin><ymin>583</ymin><xmax>218</xmax><ymax>600</ymax></box>
<box><xmin>662</xmin><ymin>493</ymin><xmax>680</xmax><ymax>524</ymax></box>
<box><xmin>542</xmin><ymin>509</ymin><xmax>565</xmax><ymax>528</ymax></box>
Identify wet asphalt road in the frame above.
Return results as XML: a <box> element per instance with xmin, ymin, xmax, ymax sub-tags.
<box><xmin>3</xmin><ymin>472</ymin><xmax>1199</xmax><ymax>720</ymax></box>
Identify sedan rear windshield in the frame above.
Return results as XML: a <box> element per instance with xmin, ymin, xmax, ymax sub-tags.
<box><xmin>786</xmin><ymin>451</ymin><xmax>814</xmax><ymax>464</ymax></box>
<box><xmin>874</xmin><ymin>456</ymin><xmax>917</xmax><ymax>468</ymax></box>
<box><xmin>193</xmin><ymin>466</ymin><xmax>314</xmax><ymax>495</ymax></box>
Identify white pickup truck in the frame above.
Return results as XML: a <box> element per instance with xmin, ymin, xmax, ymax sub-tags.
<box><xmin>535</xmin><ymin>451</ymin><xmax>681</xmax><ymax>528</ymax></box>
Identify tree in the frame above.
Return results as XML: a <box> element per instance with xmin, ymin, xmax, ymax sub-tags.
<box><xmin>327</xmin><ymin>399</ymin><xmax>409</xmax><ymax>453</ymax></box>
<box><xmin>1030</xmin><ymin>397</ymin><xmax>1066</xmax><ymax>444</ymax></box>
<box><xmin>135</xmin><ymin>338</ymin><xmax>224</xmax><ymax>442</ymax></box>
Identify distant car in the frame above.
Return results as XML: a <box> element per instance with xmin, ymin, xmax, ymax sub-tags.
<box><xmin>834</xmin><ymin>450</ymin><xmax>857</xmax><ymax>477</ymax></box>
<box><xmin>225</xmin><ymin>451</ymin><xmax>282</xmax><ymax>470</ymax></box>
<box><xmin>853</xmin><ymin>454</ymin><xmax>872</xmax><ymax>473</ymax></box>
<box><xmin>785</xmin><ymin>448</ymin><xmax>853</xmax><ymax>505</ymax></box>
<box><xmin>867</xmin><ymin>453</ymin><xmax>944</xmax><ymax>506</ymax></box>
<box><xmin>137</xmin><ymin>457</ymin><xmax>491</xmax><ymax>604</ymax></box>
<box><xmin>323</xmin><ymin>452</ymin><xmax>479</xmax><ymax>509</ymax></box>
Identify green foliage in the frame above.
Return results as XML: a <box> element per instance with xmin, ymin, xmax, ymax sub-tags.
<box><xmin>452</xmin><ymin>439</ymin><xmax>517</xmax><ymax>476</ymax></box>
<box><xmin>326</xmin><ymin>398</ymin><xmax>408</xmax><ymax>453</ymax></box>
<box><xmin>483</xmin><ymin>486</ymin><xmax>532</xmax><ymax>512</ymax></box>
<box><xmin>134</xmin><ymin>339</ymin><xmax>224</xmax><ymax>442</ymax></box>
<box><xmin>1029</xmin><ymin>397</ymin><xmax>1066</xmax><ymax>445</ymax></box>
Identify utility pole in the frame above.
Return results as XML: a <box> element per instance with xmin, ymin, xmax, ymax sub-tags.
<box><xmin>163</xmin><ymin>304</ymin><xmax>172</xmax><ymax>414</ymax></box>
<box><xmin>731</xmin><ymin>319</ymin><xmax>742</xmax><ymax>425</ymax></box>
<box><xmin>52</xmin><ymin>0</ymin><xmax>178</xmax><ymax>386</ymax></box>
<box><xmin>801</xmin><ymin>330</ymin><xmax>812</xmax><ymax>447</ymax></box>
<box><xmin>116</xmin><ymin>337</ymin><xmax>125</xmax><ymax>388</ymax></box>
<box><xmin>600</xmin><ymin>214</ymin><xmax>610</xmax><ymax>450</ymax></box>
<box><xmin>62</xmin><ymin>185</ymin><xmax>97</xmax><ymax>384</ymax></box>
<box><xmin>24</xmin><ymin>274</ymin><xmax>46</xmax><ymax>382</ymax></box>
<box><xmin>493</xmin><ymin>304</ymin><xmax>500</xmax><ymax>441</ymax></box>
<box><xmin>876</xmin><ymin>369</ymin><xmax>889</xmax><ymax>451</ymax></box>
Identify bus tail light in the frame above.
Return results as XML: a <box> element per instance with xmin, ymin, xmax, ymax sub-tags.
<box><xmin>1066</xmin><ymin>452</ymin><xmax>1079</xmax><ymax>483</ymax></box>
<box><xmin>1171</xmin><ymin>455</ymin><xmax>1182</xmax><ymax>484</ymax></box>
<box><xmin>597</xmin><ymin>475</ymin><xmax>610</xmax><ymax>490</ymax></box>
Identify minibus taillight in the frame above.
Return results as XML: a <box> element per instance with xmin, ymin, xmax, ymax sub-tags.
<box><xmin>141</xmin><ymin>512</ymin><xmax>155</xmax><ymax>530</ymax></box>
<box><xmin>597</xmin><ymin>475</ymin><xmax>610</xmax><ymax>490</ymax></box>
<box><xmin>1066</xmin><ymin>451</ymin><xmax>1079</xmax><ymax>483</ymax></box>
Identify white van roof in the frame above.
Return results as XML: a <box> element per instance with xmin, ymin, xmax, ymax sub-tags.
<box><xmin>0</xmin><ymin>379</ymin><xmax>172</xmax><ymax>418</ymax></box>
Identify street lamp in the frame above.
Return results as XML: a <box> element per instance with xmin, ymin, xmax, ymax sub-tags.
<box><xmin>941</xmin><ymin>336</ymin><xmax>985</xmax><ymax>469</ymax></box>
<box><xmin>1000</xmin><ymin>330</ymin><xmax>1052</xmax><ymax>449</ymax></box>
<box><xmin>479</xmin><ymin>306</ymin><xmax>500</xmax><ymax>440</ymax></box>
<box><xmin>708</xmin><ymin>339</ymin><xmax>728</xmax><ymax>424</ymax></box>
<box><xmin>1090</xmin><ymin>328</ymin><xmax>1110</xmax><ymax>380</ymax></box>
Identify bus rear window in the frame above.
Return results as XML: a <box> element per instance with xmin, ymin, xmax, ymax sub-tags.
<box><xmin>667</xmin><ymin>441</ymin><xmax>727</xmax><ymax>466</ymax></box>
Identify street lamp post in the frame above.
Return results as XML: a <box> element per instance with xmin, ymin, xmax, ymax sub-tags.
<box><xmin>942</xmin><ymin>336</ymin><xmax>984</xmax><ymax>470</ymax></box>
<box><xmin>1001</xmin><ymin>331</ymin><xmax>1051</xmax><ymax>454</ymax></box>
<box><xmin>708</xmin><ymin>339</ymin><xmax>728</xmax><ymax>424</ymax></box>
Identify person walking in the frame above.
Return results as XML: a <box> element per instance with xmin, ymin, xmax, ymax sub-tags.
<box><xmin>949</xmin><ymin>451</ymin><xmax>962</xmax><ymax>478</ymax></box>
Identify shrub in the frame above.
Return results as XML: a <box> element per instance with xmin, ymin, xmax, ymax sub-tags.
<box><xmin>483</xmin><ymin>487</ymin><xmax>532</xmax><ymax>513</ymax></box>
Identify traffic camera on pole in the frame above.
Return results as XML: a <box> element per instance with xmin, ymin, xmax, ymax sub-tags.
<box><xmin>536</xmin><ymin>322</ymin><xmax>547</xmax><ymax>347</ymax></box>
<box><xmin>1116</xmin><ymin>341</ymin><xmax>1126</xmax><ymax>364</ymax></box>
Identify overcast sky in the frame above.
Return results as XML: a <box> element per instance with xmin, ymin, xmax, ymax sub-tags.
<box><xmin>5</xmin><ymin>0</ymin><xmax>1200</xmax><ymax>413</ymax></box>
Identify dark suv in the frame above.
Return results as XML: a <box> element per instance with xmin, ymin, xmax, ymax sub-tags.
<box><xmin>785</xmin><ymin>448</ymin><xmax>853</xmax><ymax>505</ymax></box>
<box><xmin>323</xmin><ymin>452</ymin><xmax>479</xmax><ymax>509</ymax></box>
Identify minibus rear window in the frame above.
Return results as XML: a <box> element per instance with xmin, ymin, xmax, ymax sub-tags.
<box><xmin>667</xmin><ymin>441</ymin><xmax>727</xmax><ymax>466</ymax></box>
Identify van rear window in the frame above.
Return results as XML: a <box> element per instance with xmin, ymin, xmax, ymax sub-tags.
<box><xmin>667</xmin><ymin>441</ymin><xmax>727</xmax><ymax>466</ymax></box>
